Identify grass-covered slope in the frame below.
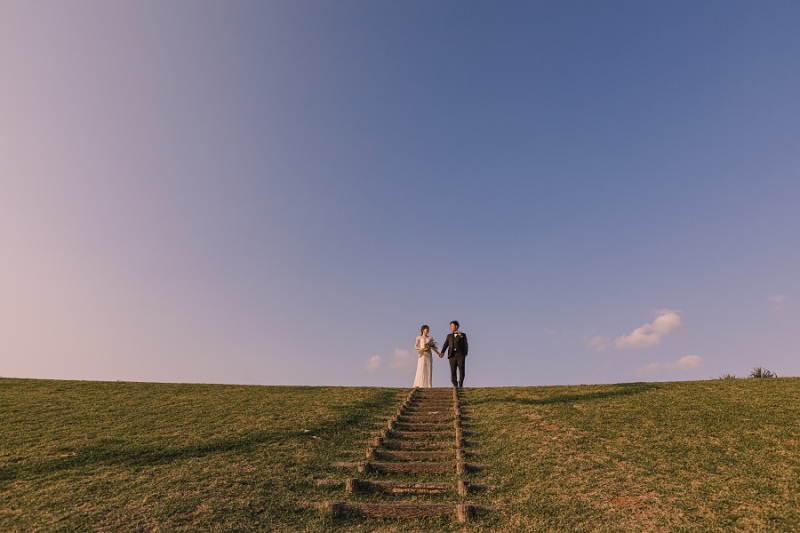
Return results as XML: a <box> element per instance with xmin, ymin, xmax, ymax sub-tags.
<box><xmin>469</xmin><ymin>380</ymin><xmax>799</xmax><ymax>532</ymax></box>
<box><xmin>1</xmin><ymin>378</ymin><xmax>797</xmax><ymax>531</ymax></box>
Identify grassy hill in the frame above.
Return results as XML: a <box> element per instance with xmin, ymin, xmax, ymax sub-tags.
<box><xmin>1</xmin><ymin>378</ymin><xmax>797</xmax><ymax>531</ymax></box>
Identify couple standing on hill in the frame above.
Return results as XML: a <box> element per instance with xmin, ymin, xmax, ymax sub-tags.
<box><xmin>413</xmin><ymin>320</ymin><xmax>468</xmax><ymax>388</ymax></box>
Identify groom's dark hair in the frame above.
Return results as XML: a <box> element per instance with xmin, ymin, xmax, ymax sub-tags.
<box><xmin>420</xmin><ymin>324</ymin><xmax>429</xmax><ymax>334</ymax></box>
<box><xmin>450</xmin><ymin>320</ymin><xmax>459</xmax><ymax>329</ymax></box>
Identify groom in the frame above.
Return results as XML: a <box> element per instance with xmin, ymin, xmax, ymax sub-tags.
<box><xmin>439</xmin><ymin>320</ymin><xmax>468</xmax><ymax>387</ymax></box>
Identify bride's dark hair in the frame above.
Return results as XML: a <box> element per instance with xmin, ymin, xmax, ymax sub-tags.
<box><xmin>420</xmin><ymin>324</ymin><xmax>429</xmax><ymax>334</ymax></box>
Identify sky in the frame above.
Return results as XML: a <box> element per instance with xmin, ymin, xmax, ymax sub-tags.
<box><xmin>2</xmin><ymin>1</ymin><xmax>799</xmax><ymax>388</ymax></box>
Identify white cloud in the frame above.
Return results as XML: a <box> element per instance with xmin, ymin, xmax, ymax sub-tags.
<box><xmin>769</xmin><ymin>294</ymin><xmax>787</xmax><ymax>313</ymax></box>
<box><xmin>363</xmin><ymin>355</ymin><xmax>381</xmax><ymax>374</ymax></box>
<box><xmin>389</xmin><ymin>349</ymin><xmax>416</xmax><ymax>374</ymax></box>
<box><xmin>587</xmin><ymin>335</ymin><xmax>612</xmax><ymax>352</ymax></box>
<box><xmin>614</xmin><ymin>310</ymin><xmax>683</xmax><ymax>350</ymax></box>
<box><xmin>364</xmin><ymin>349</ymin><xmax>418</xmax><ymax>375</ymax></box>
<box><xmin>637</xmin><ymin>354</ymin><xmax>703</xmax><ymax>375</ymax></box>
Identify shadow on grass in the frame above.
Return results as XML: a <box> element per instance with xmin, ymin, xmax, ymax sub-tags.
<box><xmin>0</xmin><ymin>389</ymin><xmax>400</xmax><ymax>484</ymax></box>
<box><xmin>473</xmin><ymin>382</ymin><xmax>656</xmax><ymax>406</ymax></box>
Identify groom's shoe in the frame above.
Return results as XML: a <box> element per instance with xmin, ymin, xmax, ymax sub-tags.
<box><xmin>458</xmin><ymin>381</ymin><xmax>463</xmax><ymax>388</ymax></box>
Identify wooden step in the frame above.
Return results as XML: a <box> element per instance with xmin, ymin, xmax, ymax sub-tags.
<box><xmin>413</xmin><ymin>389</ymin><xmax>455</xmax><ymax>394</ymax></box>
<box><xmin>396</xmin><ymin>414</ymin><xmax>452</xmax><ymax>423</ymax></box>
<box><xmin>406</xmin><ymin>393</ymin><xmax>454</xmax><ymax>400</ymax></box>
<box><xmin>403</xmin><ymin>403</ymin><xmax>454</xmax><ymax>411</ymax></box>
<box><xmin>357</xmin><ymin>461</ymin><xmax>455</xmax><ymax>475</ymax></box>
<box><xmin>406</xmin><ymin>394</ymin><xmax>454</xmax><ymax>403</ymax></box>
<box><xmin>391</xmin><ymin>430</ymin><xmax>454</xmax><ymax>440</ymax></box>
<box><xmin>396</xmin><ymin>418</ymin><xmax>452</xmax><ymax>425</ymax></box>
<box><xmin>323</xmin><ymin>501</ymin><xmax>475</xmax><ymax>522</ymax></box>
<box><xmin>331</xmin><ymin>461</ymin><xmax>472</xmax><ymax>475</ymax></box>
<box><xmin>345</xmin><ymin>478</ymin><xmax>452</xmax><ymax>494</ymax></box>
<box><xmin>406</xmin><ymin>394</ymin><xmax>454</xmax><ymax>404</ymax></box>
<box><xmin>387</xmin><ymin>419</ymin><xmax>452</xmax><ymax>430</ymax></box>
<box><xmin>345</xmin><ymin>478</ymin><xmax>478</xmax><ymax>496</ymax></box>
<box><xmin>366</xmin><ymin>448</ymin><xmax>453</xmax><ymax>461</ymax></box>
<box><xmin>394</xmin><ymin>421</ymin><xmax>452</xmax><ymax>431</ymax></box>
<box><xmin>399</xmin><ymin>408</ymin><xmax>454</xmax><ymax>414</ymax></box>
<box><xmin>373</xmin><ymin>438</ymin><xmax>452</xmax><ymax>450</ymax></box>
<box><xmin>406</xmin><ymin>394</ymin><xmax>453</xmax><ymax>400</ymax></box>
<box><xmin>372</xmin><ymin>431</ymin><xmax>466</xmax><ymax>448</ymax></box>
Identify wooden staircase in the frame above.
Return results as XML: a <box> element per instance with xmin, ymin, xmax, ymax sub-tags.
<box><xmin>320</xmin><ymin>387</ymin><xmax>487</xmax><ymax>524</ymax></box>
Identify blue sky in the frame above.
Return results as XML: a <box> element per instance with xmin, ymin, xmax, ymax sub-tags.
<box><xmin>2</xmin><ymin>1</ymin><xmax>798</xmax><ymax>387</ymax></box>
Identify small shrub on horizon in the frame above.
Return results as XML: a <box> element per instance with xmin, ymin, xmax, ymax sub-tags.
<box><xmin>749</xmin><ymin>367</ymin><xmax>778</xmax><ymax>378</ymax></box>
<box><xmin>717</xmin><ymin>373</ymin><xmax>737</xmax><ymax>380</ymax></box>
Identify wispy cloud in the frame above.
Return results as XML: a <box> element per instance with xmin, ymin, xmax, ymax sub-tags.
<box><xmin>363</xmin><ymin>355</ymin><xmax>381</xmax><ymax>374</ymax></box>
<box><xmin>586</xmin><ymin>335</ymin><xmax>612</xmax><ymax>352</ymax></box>
<box><xmin>614</xmin><ymin>310</ymin><xmax>683</xmax><ymax>350</ymax></box>
<box><xmin>389</xmin><ymin>349</ymin><xmax>416</xmax><ymax>374</ymax></box>
<box><xmin>637</xmin><ymin>354</ymin><xmax>703</xmax><ymax>375</ymax></box>
<box><xmin>769</xmin><ymin>294</ymin><xmax>787</xmax><ymax>313</ymax></box>
<box><xmin>364</xmin><ymin>349</ymin><xmax>417</xmax><ymax>375</ymax></box>
<box><xmin>587</xmin><ymin>310</ymin><xmax>684</xmax><ymax>352</ymax></box>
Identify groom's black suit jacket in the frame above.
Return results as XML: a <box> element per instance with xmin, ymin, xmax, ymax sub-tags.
<box><xmin>441</xmin><ymin>331</ymin><xmax>468</xmax><ymax>359</ymax></box>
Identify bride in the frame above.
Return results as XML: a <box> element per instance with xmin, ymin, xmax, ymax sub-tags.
<box><xmin>413</xmin><ymin>325</ymin><xmax>440</xmax><ymax>388</ymax></box>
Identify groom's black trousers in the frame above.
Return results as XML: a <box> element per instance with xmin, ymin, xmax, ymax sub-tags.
<box><xmin>449</xmin><ymin>354</ymin><xmax>466</xmax><ymax>387</ymax></box>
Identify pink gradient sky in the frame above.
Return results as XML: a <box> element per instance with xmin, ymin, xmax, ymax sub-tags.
<box><xmin>2</xmin><ymin>2</ymin><xmax>798</xmax><ymax>386</ymax></box>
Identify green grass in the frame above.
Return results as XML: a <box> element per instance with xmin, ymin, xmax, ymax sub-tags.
<box><xmin>468</xmin><ymin>380</ymin><xmax>799</xmax><ymax>532</ymax></box>
<box><xmin>2</xmin><ymin>378</ymin><xmax>798</xmax><ymax>531</ymax></box>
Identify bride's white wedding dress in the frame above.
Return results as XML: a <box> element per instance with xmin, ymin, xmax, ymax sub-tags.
<box><xmin>413</xmin><ymin>335</ymin><xmax>433</xmax><ymax>388</ymax></box>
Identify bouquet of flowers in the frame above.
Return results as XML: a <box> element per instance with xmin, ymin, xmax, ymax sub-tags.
<box><xmin>421</xmin><ymin>339</ymin><xmax>438</xmax><ymax>354</ymax></box>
